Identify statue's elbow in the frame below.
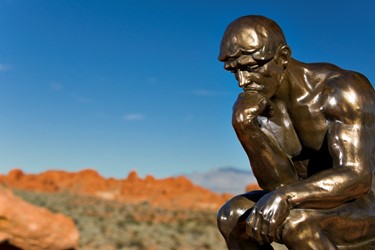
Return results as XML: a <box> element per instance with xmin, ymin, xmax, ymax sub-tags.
<box><xmin>354</xmin><ymin>167</ymin><xmax>372</xmax><ymax>196</ymax></box>
<box><xmin>232</xmin><ymin>118</ymin><xmax>246</xmax><ymax>132</ymax></box>
<box><xmin>362</xmin><ymin>174</ymin><xmax>372</xmax><ymax>195</ymax></box>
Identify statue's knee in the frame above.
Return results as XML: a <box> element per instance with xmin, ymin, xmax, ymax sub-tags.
<box><xmin>217</xmin><ymin>195</ymin><xmax>251</xmax><ymax>224</ymax></box>
<box><xmin>217</xmin><ymin>199</ymin><xmax>234</xmax><ymax>233</ymax></box>
<box><xmin>217</xmin><ymin>195</ymin><xmax>254</xmax><ymax>237</ymax></box>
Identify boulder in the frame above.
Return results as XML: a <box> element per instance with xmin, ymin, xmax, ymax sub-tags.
<box><xmin>0</xmin><ymin>187</ymin><xmax>79</xmax><ymax>250</ymax></box>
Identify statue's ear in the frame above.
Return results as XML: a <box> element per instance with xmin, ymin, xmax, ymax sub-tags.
<box><xmin>277</xmin><ymin>45</ymin><xmax>291</xmax><ymax>69</ymax></box>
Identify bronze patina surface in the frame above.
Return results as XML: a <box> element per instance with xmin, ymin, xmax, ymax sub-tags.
<box><xmin>217</xmin><ymin>15</ymin><xmax>375</xmax><ymax>250</ymax></box>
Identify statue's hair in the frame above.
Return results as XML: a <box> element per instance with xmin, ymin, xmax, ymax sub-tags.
<box><xmin>219</xmin><ymin>15</ymin><xmax>288</xmax><ymax>62</ymax></box>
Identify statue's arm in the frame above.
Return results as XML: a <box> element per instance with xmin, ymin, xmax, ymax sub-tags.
<box><xmin>285</xmin><ymin>120</ymin><xmax>372</xmax><ymax>209</ymax></box>
<box><xmin>284</xmin><ymin>80</ymin><xmax>374</xmax><ymax>209</ymax></box>
<box><xmin>232</xmin><ymin>91</ymin><xmax>299</xmax><ymax>191</ymax></box>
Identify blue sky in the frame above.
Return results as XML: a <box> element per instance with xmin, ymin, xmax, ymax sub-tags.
<box><xmin>0</xmin><ymin>0</ymin><xmax>374</xmax><ymax>179</ymax></box>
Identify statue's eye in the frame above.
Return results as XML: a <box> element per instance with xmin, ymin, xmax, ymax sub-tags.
<box><xmin>245</xmin><ymin>58</ymin><xmax>273</xmax><ymax>71</ymax></box>
<box><xmin>224</xmin><ymin>59</ymin><xmax>237</xmax><ymax>71</ymax></box>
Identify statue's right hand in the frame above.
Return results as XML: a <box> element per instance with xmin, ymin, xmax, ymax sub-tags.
<box><xmin>232</xmin><ymin>91</ymin><xmax>269</xmax><ymax>130</ymax></box>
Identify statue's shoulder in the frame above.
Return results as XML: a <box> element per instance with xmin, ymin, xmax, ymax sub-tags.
<box><xmin>319</xmin><ymin>66</ymin><xmax>375</xmax><ymax>123</ymax></box>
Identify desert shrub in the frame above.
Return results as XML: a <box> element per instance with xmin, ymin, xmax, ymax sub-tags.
<box><xmin>13</xmin><ymin>190</ymin><xmax>227</xmax><ymax>250</ymax></box>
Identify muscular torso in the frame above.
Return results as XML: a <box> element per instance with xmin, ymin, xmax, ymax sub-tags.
<box><xmin>266</xmin><ymin>62</ymin><xmax>375</xmax><ymax>188</ymax></box>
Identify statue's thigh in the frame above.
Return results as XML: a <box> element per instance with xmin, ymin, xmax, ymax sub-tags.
<box><xmin>320</xmin><ymin>212</ymin><xmax>375</xmax><ymax>249</ymax></box>
<box><xmin>281</xmin><ymin>205</ymin><xmax>375</xmax><ymax>249</ymax></box>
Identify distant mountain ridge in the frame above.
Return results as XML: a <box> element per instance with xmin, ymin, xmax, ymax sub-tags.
<box><xmin>185</xmin><ymin>166</ymin><xmax>257</xmax><ymax>194</ymax></box>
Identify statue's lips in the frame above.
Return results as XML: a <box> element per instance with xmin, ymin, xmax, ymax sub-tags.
<box><xmin>243</xmin><ymin>82</ymin><xmax>264</xmax><ymax>91</ymax></box>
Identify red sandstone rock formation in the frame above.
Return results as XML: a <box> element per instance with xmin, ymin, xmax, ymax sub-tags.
<box><xmin>0</xmin><ymin>169</ymin><xmax>233</xmax><ymax>210</ymax></box>
<box><xmin>0</xmin><ymin>186</ymin><xmax>79</xmax><ymax>250</ymax></box>
<box><xmin>245</xmin><ymin>183</ymin><xmax>261</xmax><ymax>192</ymax></box>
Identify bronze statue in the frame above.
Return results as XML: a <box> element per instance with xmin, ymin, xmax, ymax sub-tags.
<box><xmin>217</xmin><ymin>15</ymin><xmax>375</xmax><ymax>250</ymax></box>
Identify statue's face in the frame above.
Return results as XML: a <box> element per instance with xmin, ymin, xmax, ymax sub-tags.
<box><xmin>220</xmin><ymin>27</ymin><xmax>285</xmax><ymax>98</ymax></box>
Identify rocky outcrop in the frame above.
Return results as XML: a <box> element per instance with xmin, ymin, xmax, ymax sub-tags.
<box><xmin>120</xmin><ymin>171</ymin><xmax>233</xmax><ymax>209</ymax></box>
<box><xmin>245</xmin><ymin>183</ymin><xmax>261</xmax><ymax>192</ymax></box>
<box><xmin>0</xmin><ymin>169</ymin><xmax>233</xmax><ymax>210</ymax></box>
<box><xmin>0</xmin><ymin>186</ymin><xmax>79</xmax><ymax>250</ymax></box>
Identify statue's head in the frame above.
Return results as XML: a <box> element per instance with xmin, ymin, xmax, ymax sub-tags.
<box><xmin>219</xmin><ymin>15</ymin><xmax>287</xmax><ymax>64</ymax></box>
<box><xmin>219</xmin><ymin>15</ymin><xmax>291</xmax><ymax>97</ymax></box>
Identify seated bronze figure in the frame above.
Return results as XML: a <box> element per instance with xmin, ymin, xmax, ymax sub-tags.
<box><xmin>217</xmin><ymin>15</ymin><xmax>375</xmax><ymax>250</ymax></box>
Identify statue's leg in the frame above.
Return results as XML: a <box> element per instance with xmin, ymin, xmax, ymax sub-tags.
<box><xmin>280</xmin><ymin>209</ymin><xmax>337</xmax><ymax>250</ymax></box>
<box><xmin>217</xmin><ymin>191</ymin><xmax>274</xmax><ymax>250</ymax></box>
<box><xmin>280</xmin><ymin>198</ymin><xmax>375</xmax><ymax>250</ymax></box>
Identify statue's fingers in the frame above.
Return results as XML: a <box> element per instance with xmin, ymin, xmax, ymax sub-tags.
<box><xmin>246</xmin><ymin>208</ymin><xmax>257</xmax><ymax>238</ymax></box>
<box><xmin>268</xmin><ymin>210</ymin><xmax>285</xmax><ymax>243</ymax></box>
<box><xmin>246</xmin><ymin>208</ymin><xmax>264</xmax><ymax>245</ymax></box>
<box><xmin>260</xmin><ymin>218</ymin><xmax>272</xmax><ymax>243</ymax></box>
<box><xmin>265</xmin><ymin>210</ymin><xmax>276</xmax><ymax>243</ymax></box>
<box><xmin>253</xmin><ymin>215</ymin><xmax>265</xmax><ymax>245</ymax></box>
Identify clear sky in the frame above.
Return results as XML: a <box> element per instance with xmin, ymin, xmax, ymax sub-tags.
<box><xmin>0</xmin><ymin>0</ymin><xmax>374</xmax><ymax>179</ymax></box>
